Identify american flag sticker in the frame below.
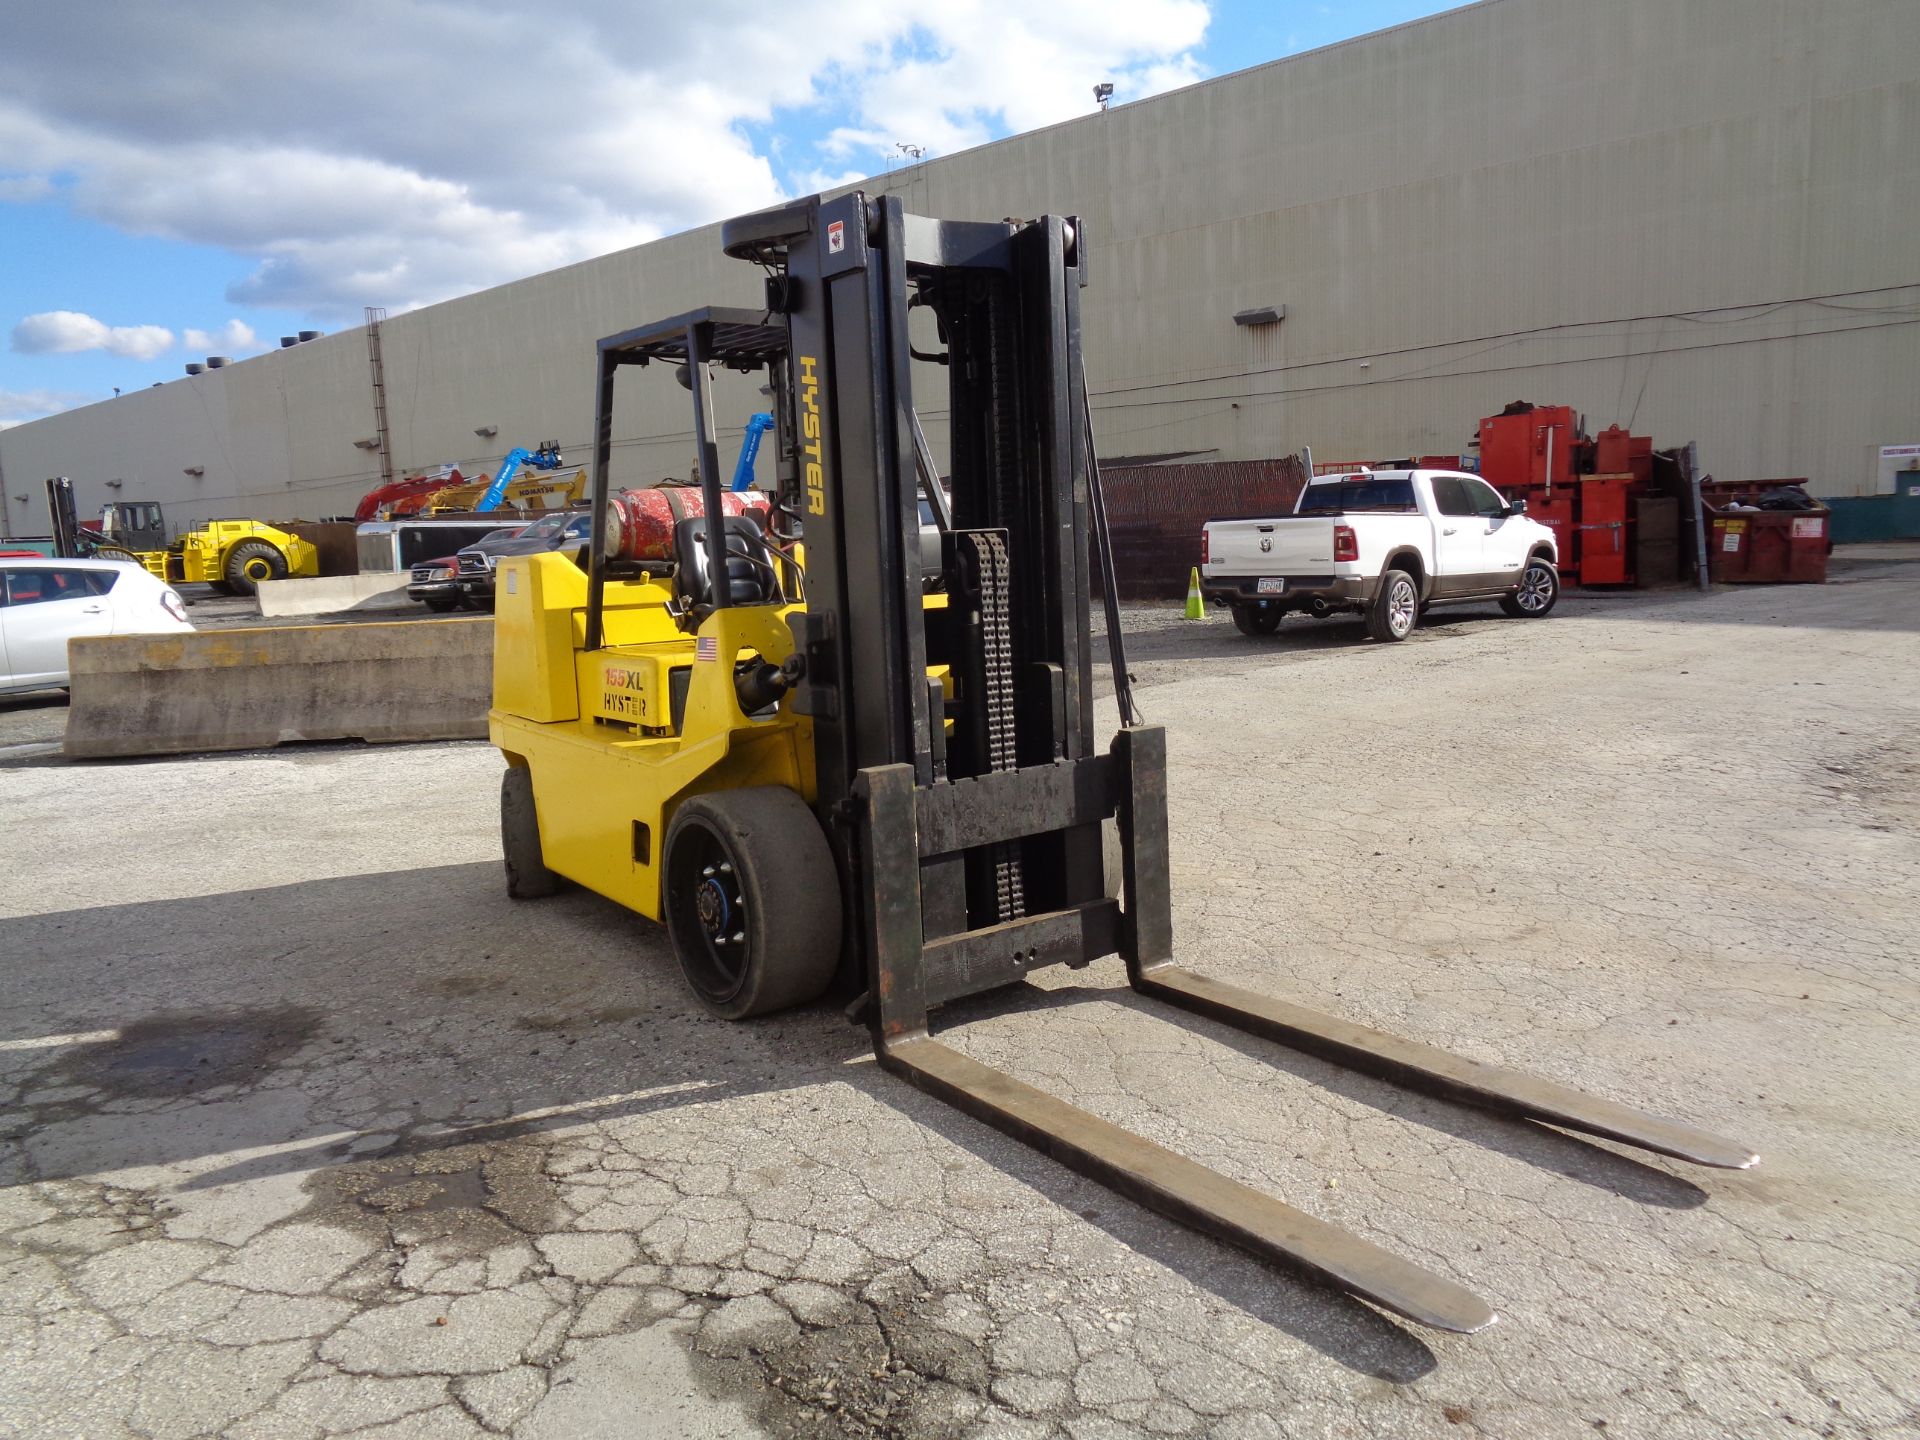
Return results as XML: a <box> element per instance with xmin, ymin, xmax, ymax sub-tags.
<box><xmin>696</xmin><ymin>635</ymin><xmax>718</xmax><ymax>661</ymax></box>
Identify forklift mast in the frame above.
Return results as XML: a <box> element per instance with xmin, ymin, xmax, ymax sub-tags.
<box><xmin>728</xmin><ymin>194</ymin><xmax>1114</xmax><ymax>969</ymax></box>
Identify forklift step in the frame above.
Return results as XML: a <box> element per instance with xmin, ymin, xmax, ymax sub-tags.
<box><xmin>880</xmin><ymin>1035</ymin><xmax>1500</xmax><ymax>1333</ymax></box>
<box><xmin>1134</xmin><ymin>964</ymin><xmax>1759</xmax><ymax>1171</ymax></box>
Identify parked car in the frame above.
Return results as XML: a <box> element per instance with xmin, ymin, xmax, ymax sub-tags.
<box><xmin>0</xmin><ymin>557</ymin><xmax>192</xmax><ymax>694</ymax></box>
<box><xmin>406</xmin><ymin>525</ymin><xmax>526</xmax><ymax>611</ymax></box>
<box><xmin>455</xmin><ymin>511</ymin><xmax>593</xmax><ymax>609</ymax></box>
<box><xmin>1199</xmin><ymin>469</ymin><xmax>1561</xmax><ymax>642</ymax></box>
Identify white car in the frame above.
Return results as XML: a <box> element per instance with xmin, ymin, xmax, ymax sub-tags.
<box><xmin>0</xmin><ymin>557</ymin><xmax>193</xmax><ymax>694</ymax></box>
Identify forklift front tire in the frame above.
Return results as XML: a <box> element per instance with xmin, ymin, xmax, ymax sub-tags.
<box><xmin>501</xmin><ymin>766</ymin><xmax>560</xmax><ymax>899</ymax></box>
<box><xmin>663</xmin><ymin>787</ymin><xmax>842</xmax><ymax>1020</ymax></box>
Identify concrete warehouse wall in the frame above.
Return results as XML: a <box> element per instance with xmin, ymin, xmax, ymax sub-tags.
<box><xmin>3</xmin><ymin>0</ymin><xmax>1916</xmax><ymax>544</ymax></box>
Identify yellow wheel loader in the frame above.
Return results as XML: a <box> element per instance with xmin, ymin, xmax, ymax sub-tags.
<box><xmin>488</xmin><ymin>193</ymin><xmax>1755</xmax><ymax>1335</ymax></box>
<box><xmin>92</xmin><ymin>502</ymin><xmax>321</xmax><ymax>595</ymax></box>
<box><xmin>43</xmin><ymin>484</ymin><xmax>321</xmax><ymax>596</ymax></box>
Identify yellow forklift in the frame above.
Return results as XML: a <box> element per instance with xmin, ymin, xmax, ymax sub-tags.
<box><xmin>489</xmin><ymin>192</ymin><xmax>1755</xmax><ymax>1333</ymax></box>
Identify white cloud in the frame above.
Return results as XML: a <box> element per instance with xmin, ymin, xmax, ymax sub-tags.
<box><xmin>182</xmin><ymin>319</ymin><xmax>261</xmax><ymax>356</ymax></box>
<box><xmin>0</xmin><ymin>385</ymin><xmax>98</xmax><ymax>426</ymax></box>
<box><xmin>11</xmin><ymin>311</ymin><xmax>174</xmax><ymax>360</ymax></box>
<box><xmin>0</xmin><ymin>174</ymin><xmax>54</xmax><ymax>202</ymax></box>
<box><xmin>0</xmin><ymin>2</ymin><xmax>1210</xmax><ymax>321</ymax></box>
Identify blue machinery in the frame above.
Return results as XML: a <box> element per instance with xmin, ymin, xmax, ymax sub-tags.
<box><xmin>476</xmin><ymin>440</ymin><xmax>566</xmax><ymax>512</ymax></box>
<box><xmin>731</xmin><ymin>412</ymin><xmax>774</xmax><ymax>492</ymax></box>
<box><xmin>476</xmin><ymin>418</ymin><xmax>767</xmax><ymax>513</ymax></box>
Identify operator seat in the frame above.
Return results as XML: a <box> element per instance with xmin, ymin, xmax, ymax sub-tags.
<box><xmin>672</xmin><ymin>514</ymin><xmax>783</xmax><ymax>616</ymax></box>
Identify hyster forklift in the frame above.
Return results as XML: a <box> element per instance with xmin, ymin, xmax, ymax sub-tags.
<box><xmin>489</xmin><ymin>193</ymin><xmax>1755</xmax><ymax>1334</ymax></box>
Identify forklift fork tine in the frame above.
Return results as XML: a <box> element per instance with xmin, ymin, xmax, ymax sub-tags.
<box><xmin>1132</xmin><ymin>964</ymin><xmax>1759</xmax><ymax>1171</ymax></box>
<box><xmin>879</xmin><ymin>1035</ymin><xmax>1499</xmax><ymax>1334</ymax></box>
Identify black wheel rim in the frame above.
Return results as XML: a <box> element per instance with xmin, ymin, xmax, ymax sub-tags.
<box><xmin>667</xmin><ymin>820</ymin><xmax>750</xmax><ymax>1004</ymax></box>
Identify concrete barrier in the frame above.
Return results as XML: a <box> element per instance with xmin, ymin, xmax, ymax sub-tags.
<box><xmin>65</xmin><ymin>618</ymin><xmax>493</xmax><ymax>758</ymax></box>
<box><xmin>254</xmin><ymin>572</ymin><xmax>415</xmax><ymax>617</ymax></box>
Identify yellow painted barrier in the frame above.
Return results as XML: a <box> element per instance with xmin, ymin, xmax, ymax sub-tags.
<box><xmin>64</xmin><ymin>618</ymin><xmax>493</xmax><ymax>759</ymax></box>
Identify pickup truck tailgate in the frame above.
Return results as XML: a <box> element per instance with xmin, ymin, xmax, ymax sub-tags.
<box><xmin>1204</xmin><ymin>518</ymin><xmax>1335</xmax><ymax>575</ymax></box>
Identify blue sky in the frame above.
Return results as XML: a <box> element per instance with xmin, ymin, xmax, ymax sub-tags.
<box><xmin>0</xmin><ymin>1</ymin><xmax>1454</xmax><ymax>428</ymax></box>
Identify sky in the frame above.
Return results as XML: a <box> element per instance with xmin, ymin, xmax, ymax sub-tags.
<box><xmin>0</xmin><ymin>0</ymin><xmax>1454</xmax><ymax>429</ymax></box>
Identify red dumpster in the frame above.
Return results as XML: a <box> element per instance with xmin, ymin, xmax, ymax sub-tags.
<box><xmin>1707</xmin><ymin>510</ymin><xmax>1829</xmax><ymax>583</ymax></box>
<box><xmin>1701</xmin><ymin>480</ymin><xmax>1829</xmax><ymax>584</ymax></box>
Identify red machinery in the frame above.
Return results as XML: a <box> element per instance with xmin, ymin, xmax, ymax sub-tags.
<box><xmin>354</xmin><ymin>468</ymin><xmax>466</xmax><ymax>523</ymax></box>
<box><xmin>1478</xmin><ymin>405</ymin><xmax>1654</xmax><ymax>585</ymax></box>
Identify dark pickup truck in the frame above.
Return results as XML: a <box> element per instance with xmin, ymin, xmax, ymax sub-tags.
<box><xmin>455</xmin><ymin>511</ymin><xmax>593</xmax><ymax>609</ymax></box>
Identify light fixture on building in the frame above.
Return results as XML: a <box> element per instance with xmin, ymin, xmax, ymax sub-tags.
<box><xmin>1233</xmin><ymin>305</ymin><xmax>1286</xmax><ymax>328</ymax></box>
<box><xmin>183</xmin><ymin>466</ymin><xmax>205</xmax><ymax>477</ymax></box>
<box><xmin>1093</xmin><ymin>82</ymin><xmax>1114</xmax><ymax>110</ymax></box>
<box><xmin>352</xmin><ymin>437</ymin><xmax>382</xmax><ymax>450</ymax></box>
<box><xmin>474</xmin><ymin>424</ymin><xmax>499</xmax><ymax>438</ymax></box>
<box><xmin>105</xmin><ymin>479</ymin><xmax>124</xmax><ymax>489</ymax></box>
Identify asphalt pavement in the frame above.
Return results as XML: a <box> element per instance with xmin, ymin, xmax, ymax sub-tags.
<box><xmin>2</xmin><ymin>551</ymin><xmax>1916</xmax><ymax>1437</ymax></box>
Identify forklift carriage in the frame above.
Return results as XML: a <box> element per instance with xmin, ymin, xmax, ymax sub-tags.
<box><xmin>487</xmin><ymin>192</ymin><xmax>1754</xmax><ymax>1334</ymax></box>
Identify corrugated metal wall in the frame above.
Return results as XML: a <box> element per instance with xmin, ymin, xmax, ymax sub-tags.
<box><xmin>4</xmin><ymin>0</ymin><xmax>1915</xmax><ymax>542</ymax></box>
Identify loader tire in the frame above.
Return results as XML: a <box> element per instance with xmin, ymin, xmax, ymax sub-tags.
<box><xmin>500</xmin><ymin>766</ymin><xmax>560</xmax><ymax>899</ymax></box>
<box><xmin>1366</xmin><ymin>569</ymin><xmax>1419</xmax><ymax>643</ymax></box>
<box><xmin>663</xmin><ymin>787</ymin><xmax>841</xmax><ymax>1020</ymax></box>
<box><xmin>225</xmin><ymin>541</ymin><xmax>287</xmax><ymax>595</ymax></box>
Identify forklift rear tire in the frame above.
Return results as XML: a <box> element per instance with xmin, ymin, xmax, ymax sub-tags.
<box><xmin>1230</xmin><ymin>602</ymin><xmax>1282</xmax><ymax>637</ymax></box>
<box><xmin>225</xmin><ymin>541</ymin><xmax>288</xmax><ymax>595</ymax></box>
<box><xmin>663</xmin><ymin>787</ymin><xmax>842</xmax><ymax>1020</ymax></box>
<box><xmin>501</xmin><ymin>766</ymin><xmax>560</xmax><ymax>899</ymax></box>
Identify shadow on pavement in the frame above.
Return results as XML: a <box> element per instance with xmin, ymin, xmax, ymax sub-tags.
<box><xmin>1</xmin><ymin>860</ymin><xmax>1441</xmax><ymax>1380</ymax></box>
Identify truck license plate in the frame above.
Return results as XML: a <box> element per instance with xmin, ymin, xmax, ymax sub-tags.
<box><xmin>1256</xmin><ymin>578</ymin><xmax>1286</xmax><ymax>595</ymax></box>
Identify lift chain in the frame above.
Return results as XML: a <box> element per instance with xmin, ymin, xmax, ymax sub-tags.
<box><xmin>969</xmin><ymin>530</ymin><xmax>1025</xmax><ymax>922</ymax></box>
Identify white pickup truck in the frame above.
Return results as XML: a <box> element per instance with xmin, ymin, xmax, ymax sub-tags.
<box><xmin>1199</xmin><ymin>469</ymin><xmax>1561</xmax><ymax>642</ymax></box>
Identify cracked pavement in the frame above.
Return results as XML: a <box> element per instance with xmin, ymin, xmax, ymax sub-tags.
<box><xmin>2</xmin><ymin>557</ymin><xmax>1917</xmax><ymax>1438</ymax></box>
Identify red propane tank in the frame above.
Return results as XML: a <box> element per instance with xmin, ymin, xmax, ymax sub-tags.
<box><xmin>604</xmin><ymin>486</ymin><xmax>764</xmax><ymax>562</ymax></box>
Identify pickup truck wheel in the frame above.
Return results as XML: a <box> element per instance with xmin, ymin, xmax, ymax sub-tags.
<box><xmin>500</xmin><ymin>766</ymin><xmax>560</xmax><ymax>899</ymax></box>
<box><xmin>1367</xmin><ymin>569</ymin><xmax>1420</xmax><ymax>643</ymax></box>
<box><xmin>1500</xmin><ymin>558</ymin><xmax>1559</xmax><ymax>618</ymax></box>
<box><xmin>664</xmin><ymin>787</ymin><xmax>842</xmax><ymax>1020</ymax></box>
<box><xmin>1230</xmin><ymin>601</ymin><xmax>1283</xmax><ymax>636</ymax></box>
